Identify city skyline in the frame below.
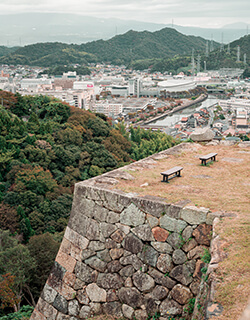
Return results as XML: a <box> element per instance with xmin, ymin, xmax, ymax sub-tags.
<box><xmin>0</xmin><ymin>0</ymin><xmax>250</xmax><ymax>29</ymax></box>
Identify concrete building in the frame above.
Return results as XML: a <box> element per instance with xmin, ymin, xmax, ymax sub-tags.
<box><xmin>91</xmin><ymin>100</ymin><xmax>123</xmax><ymax>117</ymax></box>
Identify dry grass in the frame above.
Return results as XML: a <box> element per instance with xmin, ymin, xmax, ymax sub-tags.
<box><xmin>112</xmin><ymin>143</ymin><xmax>250</xmax><ymax>320</ymax></box>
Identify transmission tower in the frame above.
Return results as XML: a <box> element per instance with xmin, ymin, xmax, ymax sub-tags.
<box><xmin>220</xmin><ymin>33</ymin><xmax>224</xmax><ymax>52</ymax></box>
<box><xmin>243</xmin><ymin>53</ymin><xmax>247</xmax><ymax>65</ymax></box>
<box><xmin>197</xmin><ymin>55</ymin><xmax>201</xmax><ymax>74</ymax></box>
<box><xmin>205</xmin><ymin>41</ymin><xmax>209</xmax><ymax>57</ymax></box>
<box><xmin>191</xmin><ymin>49</ymin><xmax>195</xmax><ymax>75</ymax></box>
<box><xmin>210</xmin><ymin>35</ymin><xmax>214</xmax><ymax>52</ymax></box>
<box><xmin>236</xmin><ymin>45</ymin><xmax>240</xmax><ymax>62</ymax></box>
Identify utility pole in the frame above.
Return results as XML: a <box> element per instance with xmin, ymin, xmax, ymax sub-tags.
<box><xmin>227</xmin><ymin>43</ymin><xmax>230</xmax><ymax>54</ymax></box>
<box><xmin>204</xmin><ymin>61</ymin><xmax>207</xmax><ymax>72</ymax></box>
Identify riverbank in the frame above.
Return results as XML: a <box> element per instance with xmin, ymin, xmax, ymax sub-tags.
<box><xmin>141</xmin><ymin>93</ymin><xmax>208</xmax><ymax>126</ymax></box>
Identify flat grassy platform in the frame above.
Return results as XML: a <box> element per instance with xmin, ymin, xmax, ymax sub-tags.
<box><xmin>109</xmin><ymin>143</ymin><xmax>250</xmax><ymax>320</ymax></box>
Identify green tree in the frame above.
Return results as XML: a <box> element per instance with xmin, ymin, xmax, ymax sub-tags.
<box><xmin>28</xmin><ymin>233</ymin><xmax>59</xmax><ymax>300</ymax></box>
<box><xmin>0</xmin><ymin>230</ymin><xmax>36</xmax><ymax>309</ymax></box>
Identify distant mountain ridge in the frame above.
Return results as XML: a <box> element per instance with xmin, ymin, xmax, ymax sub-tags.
<box><xmin>0</xmin><ymin>12</ymin><xmax>248</xmax><ymax>46</ymax></box>
<box><xmin>0</xmin><ymin>27</ymin><xmax>217</xmax><ymax>67</ymax></box>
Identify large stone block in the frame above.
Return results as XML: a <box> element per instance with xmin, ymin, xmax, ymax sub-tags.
<box><xmin>96</xmin><ymin>249</ymin><xmax>112</xmax><ymax>262</ymax></box>
<box><xmin>166</xmin><ymin>233</ymin><xmax>183</xmax><ymax>250</ymax></box>
<box><xmin>41</xmin><ymin>283</ymin><xmax>57</xmax><ymax>304</ymax></box>
<box><xmin>86</xmin><ymin>283</ymin><xmax>107</xmax><ymax>302</ymax></box>
<box><xmin>53</xmin><ymin>294</ymin><xmax>68</xmax><ymax>314</ymax></box>
<box><xmin>146</xmin><ymin>214</ymin><xmax>159</xmax><ymax>228</ymax></box>
<box><xmin>55</xmin><ymin>250</ymin><xmax>76</xmax><ymax>273</ymax></box>
<box><xmin>131</xmin><ymin>224</ymin><xmax>154</xmax><ymax>241</ymax></box>
<box><xmin>138</xmin><ymin>245</ymin><xmax>159</xmax><ymax>267</ymax></box>
<box><xmin>148</xmin><ymin>267</ymin><xmax>176</xmax><ymax>289</ymax></box>
<box><xmin>160</xmin><ymin>215</ymin><xmax>187</xmax><ymax>233</ymax></box>
<box><xmin>169</xmin><ymin>263</ymin><xmax>194</xmax><ymax>286</ymax></box>
<box><xmin>132</xmin><ymin>271</ymin><xmax>155</xmax><ymax>292</ymax></box>
<box><xmin>100</xmin><ymin>190</ymin><xmax>125</xmax><ymax>212</ymax></box>
<box><xmin>120</xmin><ymin>203</ymin><xmax>145</xmax><ymax>226</ymax></box>
<box><xmin>69</xmin><ymin>215</ymin><xmax>100</xmax><ymax>240</ymax></box>
<box><xmin>192</xmin><ymin>224</ymin><xmax>212</xmax><ymax>246</ymax></box>
<box><xmin>29</xmin><ymin>308</ymin><xmax>46</xmax><ymax>320</ymax></box>
<box><xmin>172</xmin><ymin>249</ymin><xmax>187</xmax><ymax>265</ymax></box>
<box><xmin>120</xmin><ymin>254</ymin><xmax>143</xmax><ymax>270</ymax></box>
<box><xmin>93</xmin><ymin>204</ymin><xmax>109</xmax><ymax>222</ymax></box>
<box><xmin>76</xmin><ymin>289</ymin><xmax>89</xmax><ymax>305</ymax></box>
<box><xmin>170</xmin><ymin>284</ymin><xmax>193</xmax><ymax>305</ymax></box>
<box><xmin>88</xmin><ymin>241</ymin><xmax>106</xmax><ymax>251</ymax></box>
<box><xmin>152</xmin><ymin>227</ymin><xmax>169</xmax><ymax>242</ymax></box>
<box><xmin>100</xmin><ymin>222</ymin><xmax>117</xmax><ymax>238</ymax></box>
<box><xmin>123</xmin><ymin>233</ymin><xmax>143</xmax><ymax>254</ymax></box>
<box><xmin>133</xmin><ymin>197</ymin><xmax>170</xmax><ymax>218</ymax></box>
<box><xmin>97</xmin><ymin>273</ymin><xmax>124</xmax><ymax>289</ymax></box>
<box><xmin>79</xmin><ymin>305</ymin><xmax>91</xmax><ymax>319</ymax></box>
<box><xmin>122</xmin><ymin>304</ymin><xmax>134</xmax><ymax>319</ymax></box>
<box><xmin>151</xmin><ymin>241</ymin><xmax>173</xmax><ymax>254</ymax></box>
<box><xmin>111</xmin><ymin>229</ymin><xmax>125</xmax><ymax>243</ymax></box>
<box><xmin>68</xmin><ymin>299</ymin><xmax>80</xmax><ymax>316</ymax></box>
<box><xmin>110</xmin><ymin>248</ymin><xmax>124</xmax><ymax>260</ymax></box>
<box><xmin>78</xmin><ymin>198</ymin><xmax>95</xmax><ymax>218</ymax></box>
<box><xmin>37</xmin><ymin>298</ymin><xmax>58</xmax><ymax>320</ymax></box>
<box><xmin>159</xmin><ymin>298</ymin><xmax>182</xmax><ymax>316</ymax></box>
<box><xmin>180</xmin><ymin>206</ymin><xmax>208</xmax><ymax>225</ymax></box>
<box><xmin>156</xmin><ymin>254</ymin><xmax>174</xmax><ymax>273</ymax></box>
<box><xmin>64</xmin><ymin>227</ymin><xmax>89</xmax><ymax>250</ymax></box>
<box><xmin>189</xmin><ymin>128</ymin><xmax>215</xmax><ymax>142</ymax></box>
<box><xmin>74</xmin><ymin>261</ymin><xmax>93</xmax><ymax>283</ymax></box>
<box><xmin>106</xmin><ymin>211</ymin><xmax>120</xmax><ymax>223</ymax></box>
<box><xmin>102</xmin><ymin>301</ymin><xmax>123</xmax><ymax>318</ymax></box>
<box><xmin>119</xmin><ymin>265</ymin><xmax>135</xmax><ymax>277</ymax></box>
<box><xmin>151</xmin><ymin>285</ymin><xmax>169</xmax><ymax>301</ymax></box>
<box><xmin>60</xmin><ymin>238</ymin><xmax>82</xmax><ymax>261</ymax></box>
<box><xmin>118</xmin><ymin>287</ymin><xmax>143</xmax><ymax>309</ymax></box>
<box><xmin>84</xmin><ymin>256</ymin><xmax>107</xmax><ymax>272</ymax></box>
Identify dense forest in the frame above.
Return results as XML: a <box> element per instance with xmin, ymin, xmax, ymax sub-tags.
<box><xmin>0</xmin><ymin>90</ymin><xmax>178</xmax><ymax>319</ymax></box>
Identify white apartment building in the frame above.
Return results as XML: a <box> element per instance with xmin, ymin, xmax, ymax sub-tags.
<box><xmin>91</xmin><ymin>101</ymin><xmax>123</xmax><ymax>117</ymax></box>
<box><xmin>20</xmin><ymin>78</ymin><xmax>53</xmax><ymax>92</ymax></box>
<box><xmin>219</xmin><ymin>98</ymin><xmax>250</xmax><ymax>111</ymax></box>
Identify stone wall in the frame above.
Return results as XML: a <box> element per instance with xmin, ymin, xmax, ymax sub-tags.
<box><xmin>30</xmin><ymin>179</ymin><xmax>216</xmax><ymax>320</ymax></box>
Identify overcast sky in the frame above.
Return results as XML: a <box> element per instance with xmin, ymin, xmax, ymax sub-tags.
<box><xmin>0</xmin><ymin>0</ymin><xmax>249</xmax><ymax>28</ymax></box>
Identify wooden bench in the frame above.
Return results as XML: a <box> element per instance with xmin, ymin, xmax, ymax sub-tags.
<box><xmin>161</xmin><ymin>166</ymin><xmax>183</xmax><ymax>183</ymax></box>
<box><xmin>199</xmin><ymin>152</ymin><xmax>217</xmax><ymax>166</ymax></box>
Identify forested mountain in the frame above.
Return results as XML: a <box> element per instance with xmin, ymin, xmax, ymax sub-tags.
<box><xmin>1</xmin><ymin>28</ymin><xmax>249</xmax><ymax>75</ymax></box>
<box><xmin>0</xmin><ymin>28</ymin><xmax>216</xmax><ymax>67</ymax></box>
<box><xmin>0</xmin><ymin>46</ymin><xmax>19</xmax><ymax>58</ymax></box>
<box><xmin>0</xmin><ymin>90</ymin><xmax>177</xmax><ymax>318</ymax></box>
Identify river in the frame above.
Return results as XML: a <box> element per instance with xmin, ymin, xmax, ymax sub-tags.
<box><xmin>152</xmin><ymin>96</ymin><xmax>218</xmax><ymax>127</ymax></box>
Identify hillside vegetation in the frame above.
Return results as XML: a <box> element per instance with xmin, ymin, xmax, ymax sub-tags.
<box><xmin>0</xmin><ymin>90</ymin><xmax>177</xmax><ymax>318</ymax></box>
<box><xmin>0</xmin><ymin>28</ymin><xmax>214</xmax><ymax>67</ymax></box>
